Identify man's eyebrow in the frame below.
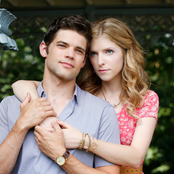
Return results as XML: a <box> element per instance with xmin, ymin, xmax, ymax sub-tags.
<box><xmin>56</xmin><ymin>41</ymin><xmax>67</xmax><ymax>45</ymax></box>
<box><xmin>57</xmin><ymin>41</ymin><xmax>86</xmax><ymax>53</ymax></box>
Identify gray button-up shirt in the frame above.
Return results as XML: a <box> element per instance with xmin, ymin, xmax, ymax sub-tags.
<box><xmin>0</xmin><ymin>83</ymin><xmax>120</xmax><ymax>174</ymax></box>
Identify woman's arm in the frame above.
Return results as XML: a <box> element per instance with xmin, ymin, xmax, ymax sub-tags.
<box><xmin>92</xmin><ymin>117</ymin><xmax>157</xmax><ymax>168</ymax></box>
<box><xmin>12</xmin><ymin>80</ymin><xmax>40</xmax><ymax>101</ymax></box>
<box><xmin>58</xmin><ymin>117</ymin><xmax>156</xmax><ymax>168</ymax></box>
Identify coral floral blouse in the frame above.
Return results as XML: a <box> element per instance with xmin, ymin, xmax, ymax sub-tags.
<box><xmin>117</xmin><ymin>90</ymin><xmax>159</xmax><ymax>174</ymax></box>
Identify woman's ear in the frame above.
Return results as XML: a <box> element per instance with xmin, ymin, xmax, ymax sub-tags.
<box><xmin>39</xmin><ymin>41</ymin><xmax>48</xmax><ymax>58</ymax></box>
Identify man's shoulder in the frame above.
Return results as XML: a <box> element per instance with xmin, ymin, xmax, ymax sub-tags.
<box><xmin>76</xmin><ymin>85</ymin><xmax>115</xmax><ymax>114</ymax></box>
<box><xmin>81</xmin><ymin>89</ymin><xmax>108</xmax><ymax>104</ymax></box>
<box><xmin>79</xmin><ymin>89</ymin><xmax>115</xmax><ymax>113</ymax></box>
<box><xmin>1</xmin><ymin>95</ymin><xmax>21</xmax><ymax>107</ymax></box>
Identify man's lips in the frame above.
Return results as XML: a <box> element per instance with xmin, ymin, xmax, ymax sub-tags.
<box><xmin>59</xmin><ymin>61</ymin><xmax>74</xmax><ymax>68</ymax></box>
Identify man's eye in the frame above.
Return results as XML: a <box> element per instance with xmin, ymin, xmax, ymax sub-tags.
<box><xmin>58</xmin><ymin>44</ymin><xmax>65</xmax><ymax>47</ymax></box>
<box><xmin>77</xmin><ymin>50</ymin><xmax>83</xmax><ymax>54</ymax></box>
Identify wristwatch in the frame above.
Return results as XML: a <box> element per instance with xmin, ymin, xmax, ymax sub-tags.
<box><xmin>55</xmin><ymin>150</ymin><xmax>70</xmax><ymax>166</ymax></box>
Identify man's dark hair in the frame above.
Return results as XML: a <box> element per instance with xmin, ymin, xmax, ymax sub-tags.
<box><xmin>44</xmin><ymin>15</ymin><xmax>92</xmax><ymax>56</ymax></box>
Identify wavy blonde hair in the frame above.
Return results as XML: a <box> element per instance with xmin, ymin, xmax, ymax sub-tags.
<box><xmin>78</xmin><ymin>18</ymin><xmax>150</xmax><ymax>118</ymax></box>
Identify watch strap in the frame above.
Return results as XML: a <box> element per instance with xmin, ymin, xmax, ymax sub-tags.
<box><xmin>63</xmin><ymin>150</ymin><xmax>70</xmax><ymax>160</ymax></box>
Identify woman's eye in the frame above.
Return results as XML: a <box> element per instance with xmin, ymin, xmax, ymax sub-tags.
<box><xmin>90</xmin><ymin>52</ymin><xmax>97</xmax><ymax>57</ymax></box>
<box><xmin>106</xmin><ymin>50</ymin><xmax>113</xmax><ymax>54</ymax></box>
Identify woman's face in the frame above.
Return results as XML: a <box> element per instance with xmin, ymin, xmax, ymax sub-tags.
<box><xmin>90</xmin><ymin>36</ymin><xmax>124</xmax><ymax>82</ymax></box>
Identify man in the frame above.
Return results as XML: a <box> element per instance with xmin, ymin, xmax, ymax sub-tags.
<box><xmin>0</xmin><ymin>15</ymin><xmax>120</xmax><ymax>174</ymax></box>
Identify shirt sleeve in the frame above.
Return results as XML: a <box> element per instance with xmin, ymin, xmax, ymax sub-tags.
<box><xmin>94</xmin><ymin>104</ymin><xmax>120</xmax><ymax>168</ymax></box>
<box><xmin>0</xmin><ymin>98</ymin><xmax>9</xmax><ymax>144</ymax></box>
<box><xmin>138</xmin><ymin>90</ymin><xmax>159</xmax><ymax>121</ymax></box>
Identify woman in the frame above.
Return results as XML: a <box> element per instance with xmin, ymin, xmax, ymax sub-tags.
<box><xmin>12</xmin><ymin>17</ymin><xmax>159</xmax><ymax>174</ymax></box>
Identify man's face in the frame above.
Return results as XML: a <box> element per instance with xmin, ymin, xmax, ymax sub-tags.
<box><xmin>41</xmin><ymin>29</ymin><xmax>87</xmax><ymax>82</ymax></box>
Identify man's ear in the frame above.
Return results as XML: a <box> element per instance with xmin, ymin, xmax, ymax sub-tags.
<box><xmin>81</xmin><ymin>57</ymin><xmax>86</xmax><ymax>68</ymax></box>
<box><xmin>39</xmin><ymin>41</ymin><xmax>48</xmax><ymax>58</ymax></box>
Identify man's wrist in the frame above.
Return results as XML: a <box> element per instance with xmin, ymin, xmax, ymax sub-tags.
<box><xmin>55</xmin><ymin>149</ymin><xmax>70</xmax><ymax>166</ymax></box>
<box><xmin>52</xmin><ymin>147</ymin><xmax>66</xmax><ymax>161</ymax></box>
<box><xmin>13</xmin><ymin>119</ymin><xmax>29</xmax><ymax>134</ymax></box>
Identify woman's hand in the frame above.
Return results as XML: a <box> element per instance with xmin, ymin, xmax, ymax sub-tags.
<box><xmin>57</xmin><ymin>120</ymin><xmax>82</xmax><ymax>149</ymax></box>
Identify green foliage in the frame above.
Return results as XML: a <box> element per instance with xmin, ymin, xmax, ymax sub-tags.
<box><xmin>141</xmin><ymin>33</ymin><xmax>174</xmax><ymax>174</ymax></box>
<box><xmin>0</xmin><ymin>36</ymin><xmax>44</xmax><ymax>99</ymax></box>
<box><xmin>0</xmin><ymin>28</ymin><xmax>174</xmax><ymax>174</ymax></box>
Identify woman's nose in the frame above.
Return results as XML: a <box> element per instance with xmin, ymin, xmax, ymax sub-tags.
<box><xmin>98</xmin><ymin>54</ymin><xmax>105</xmax><ymax>66</ymax></box>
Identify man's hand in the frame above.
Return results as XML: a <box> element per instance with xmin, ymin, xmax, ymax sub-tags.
<box><xmin>34</xmin><ymin>120</ymin><xmax>66</xmax><ymax>161</ymax></box>
<box><xmin>18</xmin><ymin>93</ymin><xmax>56</xmax><ymax>131</ymax></box>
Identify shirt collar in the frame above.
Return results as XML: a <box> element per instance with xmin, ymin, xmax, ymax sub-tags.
<box><xmin>37</xmin><ymin>81</ymin><xmax>45</xmax><ymax>98</ymax></box>
<box><xmin>74</xmin><ymin>84</ymin><xmax>81</xmax><ymax>104</ymax></box>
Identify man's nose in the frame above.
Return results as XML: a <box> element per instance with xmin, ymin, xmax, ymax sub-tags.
<box><xmin>65</xmin><ymin>47</ymin><xmax>74</xmax><ymax>59</ymax></box>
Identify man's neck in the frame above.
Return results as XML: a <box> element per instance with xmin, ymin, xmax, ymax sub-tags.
<box><xmin>42</xmin><ymin>78</ymin><xmax>75</xmax><ymax>100</ymax></box>
<box><xmin>42</xmin><ymin>75</ymin><xmax>76</xmax><ymax>116</ymax></box>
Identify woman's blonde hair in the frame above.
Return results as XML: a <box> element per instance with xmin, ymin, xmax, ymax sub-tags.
<box><xmin>78</xmin><ymin>17</ymin><xmax>150</xmax><ymax>118</ymax></box>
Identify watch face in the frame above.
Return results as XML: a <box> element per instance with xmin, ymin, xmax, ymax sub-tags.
<box><xmin>56</xmin><ymin>156</ymin><xmax>66</xmax><ymax>166</ymax></box>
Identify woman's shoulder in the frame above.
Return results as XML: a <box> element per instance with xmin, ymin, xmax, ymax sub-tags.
<box><xmin>146</xmin><ymin>90</ymin><xmax>158</xmax><ymax>96</ymax></box>
<box><xmin>138</xmin><ymin>90</ymin><xmax>159</xmax><ymax>119</ymax></box>
<box><xmin>144</xmin><ymin>90</ymin><xmax>159</xmax><ymax>103</ymax></box>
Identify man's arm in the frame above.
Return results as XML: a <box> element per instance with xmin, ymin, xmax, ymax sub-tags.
<box><xmin>34</xmin><ymin>120</ymin><xmax>120</xmax><ymax>174</ymax></box>
<box><xmin>0</xmin><ymin>117</ymin><xmax>29</xmax><ymax>173</ymax></box>
<box><xmin>0</xmin><ymin>93</ymin><xmax>56</xmax><ymax>174</ymax></box>
<box><xmin>62</xmin><ymin>154</ymin><xmax>120</xmax><ymax>174</ymax></box>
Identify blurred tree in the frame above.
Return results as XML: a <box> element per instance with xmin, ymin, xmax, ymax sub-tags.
<box><xmin>0</xmin><ymin>35</ymin><xmax>44</xmax><ymax>99</ymax></box>
<box><xmin>141</xmin><ymin>33</ymin><xmax>174</xmax><ymax>174</ymax></box>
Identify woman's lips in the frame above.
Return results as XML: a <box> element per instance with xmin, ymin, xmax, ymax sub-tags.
<box><xmin>99</xmin><ymin>69</ymin><xmax>109</xmax><ymax>73</ymax></box>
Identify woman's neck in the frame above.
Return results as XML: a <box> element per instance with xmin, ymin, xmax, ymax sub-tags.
<box><xmin>101</xmin><ymin>75</ymin><xmax>122</xmax><ymax>97</ymax></box>
<box><xmin>97</xmin><ymin>77</ymin><xmax>124</xmax><ymax>114</ymax></box>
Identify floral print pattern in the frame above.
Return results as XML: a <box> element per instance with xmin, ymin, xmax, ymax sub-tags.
<box><xmin>117</xmin><ymin>90</ymin><xmax>159</xmax><ymax>173</ymax></box>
